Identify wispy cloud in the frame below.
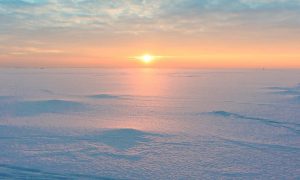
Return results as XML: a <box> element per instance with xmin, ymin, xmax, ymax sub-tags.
<box><xmin>1</xmin><ymin>0</ymin><xmax>299</xmax><ymax>34</ymax></box>
<box><xmin>9</xmin><ymin>47</ymin><xmax>62</xmax><ymax>55</ymax></box>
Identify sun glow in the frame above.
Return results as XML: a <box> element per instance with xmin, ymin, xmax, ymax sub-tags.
<box><xmin>133</xmin><ymin>54</ymin><xmax>155</xmax><ymax>64</ymax></box>
<box><xmin>141</xmin><ymin>54</ymin><xmax>154</xmax><ymax>63</ymax></box>
<box><xmin>133</xmin><ymin>54</ymin><xmax>165</xmax><ymax>65</ymax></box>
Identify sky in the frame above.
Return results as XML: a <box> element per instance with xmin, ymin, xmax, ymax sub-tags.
<box><xmin>0</xmin><ymin>0</ymin><xmax>300</xmax><ymax>68</ymax></box>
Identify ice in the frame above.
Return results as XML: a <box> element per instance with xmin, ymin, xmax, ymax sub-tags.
<box><xmin>268</xmin><ymin>84</ymin><xmax>300</xmax><ymax>95</ymax></box>
<box><xmin>0</xmin><ymin>96</ymin><xmax>13</xmax><ymax>100</ymax></box>
<box><xmin>0</xmin><ymin>69</ymin><xmax>299</xmax><ymax>179</ymax></box>
<box><xmin>206</xmin><ymin>110</ymin><xmax>300</xmax><ymax>134</ymax></box>
<box><xmin>0</xmin><ymin>164</ymin><xmax>114</xmax><ymax>179</ymax></box>
<box><xmin>0</xmin><ymin>99</ymin><xmax>86</xmax><ymax>117</ymax></box>
<box><xmin>268</xmin><ymin>84</ymin><xmax>300</xmax><ymax>104</ymax></box>
<box><xmin>80</xmin><ymin>128</ymin><xmax>163</xmax><ymax>150</ymax></box>
<box><xmin>88</xmin><ymin>94</ymin><xmax>123</xmax><ymax>99</ymax></box>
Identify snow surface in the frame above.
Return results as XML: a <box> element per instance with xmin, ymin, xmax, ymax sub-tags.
<box><xmin>0</xmin><ymin>68</ymin><xmax>299</xmax><ymax>179</ymax></box>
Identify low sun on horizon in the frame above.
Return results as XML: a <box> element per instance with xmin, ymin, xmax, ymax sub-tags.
<box><xmin>142</xmin><ymin>55</ymin><xmax>154</xmax><ymax>63</ymax></box>
<box><xmin>135</xmin><ymin>54</ymin><xmax>156</xmax><ymax>64</ymax></box>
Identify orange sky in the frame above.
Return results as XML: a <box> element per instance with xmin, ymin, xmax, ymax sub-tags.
<box><xmin>0</xmin><ymin>0</ymin><xmax>299</xmax><ymax>68</ymax></box>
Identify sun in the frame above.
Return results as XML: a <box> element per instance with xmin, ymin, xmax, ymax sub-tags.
<box><xmin>141</xmin><ymin>54</ymin><xmax>154</xmax><ymax>63</ymax></box>
<box><xmin>132</xmin><ymin>54</ymin><xmax>161</xmax><ymax>65</ymax></box>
